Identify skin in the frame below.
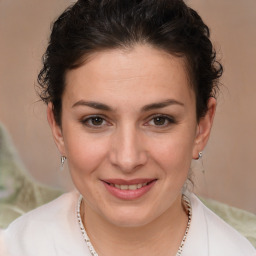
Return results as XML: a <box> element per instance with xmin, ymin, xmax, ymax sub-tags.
<box><xmin>47</xmin><ymin>44</ymin><xmax>216</xmax><ymax>255</ymax></box>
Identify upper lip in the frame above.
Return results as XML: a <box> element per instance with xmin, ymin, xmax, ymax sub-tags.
<box><xmin>101</xmin><ymin>178</ymin><xmax>157</xmax><ymax>185</ymax></box>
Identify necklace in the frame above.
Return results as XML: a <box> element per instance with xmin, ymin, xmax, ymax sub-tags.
<box><xmin>77</xmin><ymin>194</ymin><xmax>192</xmax><ymax>256</ymax></box>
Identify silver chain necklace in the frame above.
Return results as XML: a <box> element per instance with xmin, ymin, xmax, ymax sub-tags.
<box><xmin>77</xmin><ymin>194</ymin><xmax>192</xmax><ymax>256</ymax></box>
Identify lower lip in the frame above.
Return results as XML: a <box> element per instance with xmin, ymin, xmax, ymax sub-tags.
<box><xmin>102</xmin><ymin>180</ymin><xmax>157</xmax><ymax>200</ymax></box>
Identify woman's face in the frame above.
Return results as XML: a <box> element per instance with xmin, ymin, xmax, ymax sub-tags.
<box><xmin>48</xmin><ymin>45</ymin><xmax>215</xmax><ymax>227</ymax></box>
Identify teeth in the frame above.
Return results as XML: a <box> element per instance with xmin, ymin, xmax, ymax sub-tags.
<box><xmin>128</xmin><ymin>184</ymin><xmax>137</xmax><ymax>190</ymax></box>
<box><xmin>113</xmin><ymin>182</ymin><xmax>149</xmax><ymax>190</ymax></box>
<box><xmin>120</xmin><ymin>185</ymin><xmax>128</xmax><ymax>190</ymax></box>
<box><xmin>137</xmin><ymin>183</ymin><xmax>142</xmax><ymax>189</ymax></box>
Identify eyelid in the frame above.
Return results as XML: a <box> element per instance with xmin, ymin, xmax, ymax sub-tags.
<box><xmin>80</xmin><ymin>114</ymin><xmax>176</xmax><ymax>129</ymax></box>
<box><xmin>144</xmin><ymin>114</ymin><xmax>176</xmax><ymax>127</ymax></box>
<box><xmin>80</xmin><ymin>114</ymin><xmax>111</xmax><ymax>128</ymax></box>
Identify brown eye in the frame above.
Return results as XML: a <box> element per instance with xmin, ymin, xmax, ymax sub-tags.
<box><xmin>82</xmin><ymin>116</ymin><xmax>108</xmax><ymax>128</ymax></box>
<box><xmin>91</xmin><ymin>117</ymin><xmax>104</xmax><ymax>126</ymax></box>
<box><xmin>146</xmin><ymin>115</ymin><xmax>175</xmax><ymax>128</ymax></box>
<box><xmin>153</xmin><ymin>116</ymin><xmax>167</xmax><ymax>126</ymax></box>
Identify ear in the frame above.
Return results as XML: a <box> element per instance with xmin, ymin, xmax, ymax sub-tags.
<box><xmin>192</xmin><ymin>97</ymin><xmax>216</xmax><ymax>159</ymax></box>
<box><xmin>47</xmin><ymin>103</ymin><xmax>66</xmax><ymax>156</ymax></box>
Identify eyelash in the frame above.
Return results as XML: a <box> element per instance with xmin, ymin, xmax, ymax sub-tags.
<box><xmin>81</xmin><ymin>115</ymin><xmax>110</xmax><ymax>129</ymax></box>
<box><xmin>145</xmin><ymin>114</ymin><xmax>176</xmax><ymax>128</ymax></box>
<box><xmin>80</xmin><ymin>114</ymin><xmax>176</xmax><ymax>129</ymax></box>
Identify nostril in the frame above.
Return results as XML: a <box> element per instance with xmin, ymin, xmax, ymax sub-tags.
<box><xmin>108</xmin><ymin>133</ymin><xmax>148</xmax><ymax>172</ymax></box>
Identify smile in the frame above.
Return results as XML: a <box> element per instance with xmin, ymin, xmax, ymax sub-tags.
<box><xmin>102</xmin><ymin>179</ymin><xmax>157</xmax><ymax>200</ymax></box>
<box><xmin>109</xmin><ymin>182</ymin><xmax>149</xmax><ymax>190</ymax></box>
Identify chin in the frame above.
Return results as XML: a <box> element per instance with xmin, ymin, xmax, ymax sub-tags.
<box><xmin>101</xmin><ymin>206</ymin><xmax>157</xmax><ymax>228</ymax></box>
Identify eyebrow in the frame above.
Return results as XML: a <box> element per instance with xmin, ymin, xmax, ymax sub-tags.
<box><xmin>141</xmin><ymin>99</ymin><xmax>184</xmax><ymax>112</ymax></box>
<box><xmin>72</xmin><ymin>99</ymin><xmax>184</xmax><ymax>112</ymax></box>
<box><xmin>72</xmin><ymin>100</ymin><xmax>113</xmax><ymax>111</ymax></box>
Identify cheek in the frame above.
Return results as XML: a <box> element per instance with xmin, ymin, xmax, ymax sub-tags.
<box><xmin>148</xmin><ymin>130</ymin><xmax>195</xmax><ymax>175</ymax></box>
<box><xmin>64</xmin><ymin>132</ymin><xmax>109</xmax><ymax>178</ymax></box>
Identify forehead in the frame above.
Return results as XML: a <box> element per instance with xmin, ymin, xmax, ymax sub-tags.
<box><xmin>64</xmin><ymin>45</ymin><xmax>195</xmax><ymax>108</ymax></box>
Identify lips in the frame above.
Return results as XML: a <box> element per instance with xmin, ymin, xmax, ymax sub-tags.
<box><xmin>101</xmin><ymin>179</ymin><xmax>157</xmax><ymax>200</ymax></box>
<box><xmin>110</xmin><ymin>183</ymin><xmax>148</xmax><ymax>190</ymax></box>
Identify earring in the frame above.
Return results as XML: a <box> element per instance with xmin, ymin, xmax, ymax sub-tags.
<box><xmin>197</xmin><ymin>151</ymin><xmax>205</xmax><ymax>173</ymax></box>
<box><xmin>60</xmin><ymin>156</ymin><xmax>66</xmax><ymax>171</ymax></box>
<box><xmin>193</xmin><ymin>151</ymin><xmax>203</xmax><ymax>160</ymax></box>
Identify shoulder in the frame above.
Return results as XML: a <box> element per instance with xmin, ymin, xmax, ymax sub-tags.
<box><xmin>188</xmin><ymin>193</ymin><xmax>256</xmax><ymax>256</ymax></box>
<box><xmin>1</xmin><ymin>190</ymin><xmax>88</xmax><ymax>256</ymax></box>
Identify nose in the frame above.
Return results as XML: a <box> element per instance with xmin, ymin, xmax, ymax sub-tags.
<box><xmin>109</xmin><ymin>125</ymin><xmax>148</xmax><ymax>173</ymax></box>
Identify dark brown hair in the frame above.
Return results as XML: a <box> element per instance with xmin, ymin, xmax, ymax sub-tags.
<box><xmin>38</xmin><ymin>0</ymin><xmax>223</xmax><ymax>125</ymax></box>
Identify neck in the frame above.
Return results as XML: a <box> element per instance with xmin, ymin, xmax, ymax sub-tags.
<box><xmin>81</xmin><ymin>194</ymin><xmax>189</xmax><ymax>256</ymax></box>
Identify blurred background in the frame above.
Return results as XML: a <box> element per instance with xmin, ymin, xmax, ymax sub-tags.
<box><xmin>0</xmin><ymin>0</ymin><xmax>255</xmax><ymax>214</ymax></box>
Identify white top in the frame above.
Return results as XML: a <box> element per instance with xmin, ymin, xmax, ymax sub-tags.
<box><xmin>0</xmin><ymin>191</ymin><xmax>255</xmax><ymax>256</ymax></box>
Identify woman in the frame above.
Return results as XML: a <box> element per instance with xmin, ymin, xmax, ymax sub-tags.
<box><xmin>1</xmin><ymin>0</ymin><xmax>255</xmax><ymax>255</ymax></box>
